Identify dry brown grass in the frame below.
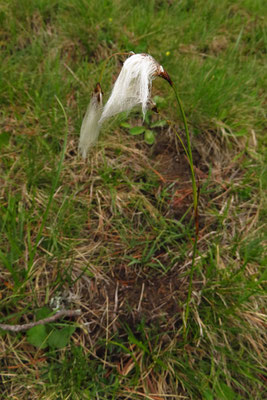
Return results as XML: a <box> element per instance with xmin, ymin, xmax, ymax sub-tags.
<box><xmin>1</xmin><ymin>120</ymin><xmax>265</xmax><ymax>399</ymax></box>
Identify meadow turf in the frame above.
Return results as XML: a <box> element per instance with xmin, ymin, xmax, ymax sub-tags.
<box><xmin>0</xmin><ymin>0</ymin><xmax>266</xmax><ymax>399</ymax></box>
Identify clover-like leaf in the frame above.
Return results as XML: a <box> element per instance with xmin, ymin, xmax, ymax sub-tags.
<box><xmin>27</xmin><ymin>325</ymin><xmax>48</xmax><ymax>349</ymax></box>
<box><xmin>36</xmin><ymin>307</ymin><xmax>53</xmax><ymax>321</ymax></box>
<box><xmin>48</xmin><ymin>326</ymin><xmax>76</xmax><ymax>349</ymax></box>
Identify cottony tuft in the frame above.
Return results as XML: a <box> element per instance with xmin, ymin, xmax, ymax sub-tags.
<box><xmin>99</xmin><ymin>53</ymin><xmax>164</xmax><ymax>124</ymax></box>
<box><xmin>79</xmin><ymin>83</ymin><xmax>103</xmax><ymax>159</ymax></box>
<box><xmin>79</xmin><ymin>53</ymin><xmax>172</xmax><ymax>158</ymax></box>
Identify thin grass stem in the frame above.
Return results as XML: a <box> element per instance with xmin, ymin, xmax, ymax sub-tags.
<box><xmin>26</xmin><ymin>96</ymin><xmax>68</xmax><ymax>278</ymax></box>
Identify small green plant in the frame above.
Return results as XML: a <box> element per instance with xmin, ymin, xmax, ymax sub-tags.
<box><xmin>121</xmin><ymin>103</ymin><xmax>167</xmax><ymax>145</ymax></box>
<box><xmin>26</xmin><ymin>307</ymin><xmax>76</xmax><ymax>350</ymax></box>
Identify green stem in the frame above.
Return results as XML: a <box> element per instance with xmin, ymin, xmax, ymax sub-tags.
<box><xmin>183</xmin><ymin>232</ymin><xmax>198</xmax><ymax>339</ymax></box>
<box><xmin>171</xmin><ymin>83</ymin><xmax>199</xmax><ymax>340</ymax></box>
<box><xmin>172</xmin><ymin>85</ymin><xmax>198</xmax><ymax>214</ymax></box>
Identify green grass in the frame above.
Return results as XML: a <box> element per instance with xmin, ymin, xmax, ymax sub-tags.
<box><xmin>0</xmin><ymin>0</ymin><xmax>266</xmax><ymax>399</ymax></box>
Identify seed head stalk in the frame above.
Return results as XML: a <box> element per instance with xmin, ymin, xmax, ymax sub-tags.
<box><xmin>171</xmin><ymin>82</ymin><xmax>199</xmax><ymax>340</ymax></box>
<box><xmin>159</xmin><ymin>70</ymin><xmax>199</xmax><ymax>338</ymax></box>
<box><xmin>172</xmin><ymin>87</ymin><xmax>198</xmax><ymax>218</ymax></box>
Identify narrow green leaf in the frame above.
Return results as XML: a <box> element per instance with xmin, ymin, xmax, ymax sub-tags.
<box><xmin>151</xmin><ymin>120</ymin><xmax>167</xmax><ymax>128</ymax></box>
<box><xmin>215</xmin><ymin>382</ymin><xmax>238</xmax><ymax>400</ymax></box>
<box><xmin>144</xmin><ymin>112</ymin><xmax>151</xmax><ymax>124</ymax></box>
<box><xmin>203</xmin><ymin>388</ymin><xmax>214</xmax><ymax>400</ymax></box>
<box><xmin>120</xmin><ymin>122</ymin><xmax>132</xmax><ymax>128</ymax></box>
<box><xmin>128</xmin><ymin>333</ymin><xmax>149</xmax><ymax>354</ymax></box>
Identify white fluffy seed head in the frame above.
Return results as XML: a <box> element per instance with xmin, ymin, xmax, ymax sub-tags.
<box><xmin>78</xmin><ymin>53</ymin><xmax>172</xmax><ymax>156</ymax></box>
<box><xmin>99</xmin><ymin>53</ymin><xmax>163</xmax><ymax>124</ymax></box>
<box><xmin>79</xmin><ymin>83</ymin><xmax>103</xmax><ymax>159</ymax></box>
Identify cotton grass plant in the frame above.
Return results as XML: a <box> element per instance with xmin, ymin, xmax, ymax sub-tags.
<box><xmin>1</xmin><ymin>2</ymin><xmax>266</xmax><ymax>398</ymax></box>
<box><xmin>79</xmin><ymin>52</ymin><xmax>199</xmax><ymax>332</ymax></box>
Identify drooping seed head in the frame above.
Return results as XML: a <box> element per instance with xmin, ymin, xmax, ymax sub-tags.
<box><xmin>79</xmin><ymin>53</ymin><xmax>172</xmax><ymax>156</ymax></box>
<box><xmin>99</xmin><ymin>53</ymin><xmax>171</xmax><ymax>124</ymax></box>
<box><xmin>79</xmin><ymin>82</ymin><xmax>103</xmax><ymax>159</ymax></box>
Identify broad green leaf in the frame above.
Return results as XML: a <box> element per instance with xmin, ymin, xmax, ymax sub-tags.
<box><xmin>36</xmin><ymin>307</ymin><xmax>52</xmax><ymax>321</ymax></box>
<box><xmin>27</xmin><ymin>325</ymin><xmax>48</xmax><ymax>349</ymax></box>
<box><xmin>144</xmin><ymin>130</ymin><xmax>155</xmax><ymax>145</ymax></box>
<box><xmin>129</xmin><ymin>126</ymin><xmax>145</xmax><ymax>135</ymax></box>
<box><xmin>234</xmin><ymin>129</ymin><xmax>248</xmax><ymax>137</ymax></box>
<box><xmin>48</xmin><ymin>326</ymin><xmax>76</xmax><ymax>349</ymax></box>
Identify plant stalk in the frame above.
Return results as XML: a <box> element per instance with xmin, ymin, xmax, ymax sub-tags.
<box><xmin>169</xmin><ymin>82</ymin><xmax>199</xmax><ymax>339</ymax></box>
